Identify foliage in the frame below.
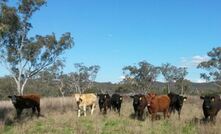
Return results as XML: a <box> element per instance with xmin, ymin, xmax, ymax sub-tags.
<box><xmin>197</xmin><ymin>47</ymin><xmax>221</xmax><ymax>88</ymax></box>
<box><xmin>0</xmin><ymin>0</ymin><xmax>74</xmax><ymax>95</ymax></box>
<box><xmin>160</xmin><ymin>63</ymin><xmax>188</xmax><ymax>93</ymax></box>
<box><xmin>68</xmin><ymin>63</ymin><xmax>100</xmax><ymax>93</ymax></box>
<box><xmin>122</xmin><ymin>61</ymin><xmax>160</xmax><ymax>92</ymax></box>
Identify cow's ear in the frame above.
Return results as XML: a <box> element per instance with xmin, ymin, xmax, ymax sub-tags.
<box><xmin>79</xmin><ymin>98</ymin><xmax>83</xmax><ymax>102</ymax></box>
<box><xmin>130</xmin><ymin>96</ymin><xmax>134</xmax><ymax>98</ymax></box>
<box><xmin>104</xmin><ymin>95</ymin><xmax>106</xmax><ymax>98</ymax></box>
<box><xmin>120</xmin><ymin>96</ymin><xmax>123</xmax><ymax>100</ymax></box>
<box><xmin>139</xmin><ymin>97</ymin><xmax>142</xmax><ymax>100</ymax></box>
<box><xmin>183</xmin><ymin>97</ymin><xmax>187</xmax><ymax>102</ymax></box>
<box><xmin>8</xmin><ymin>96</ymin><xmax>12</xmax><ymax>98</ymax></box>
<box><xmin>211</xmin><ymin>97</ymin><xmax>215</xmax><ymax>102</ymax></box>
<box><xmin>200</xmin><ymin>96</ymin><xmax>204</xmax><ymax>100</ymax></box>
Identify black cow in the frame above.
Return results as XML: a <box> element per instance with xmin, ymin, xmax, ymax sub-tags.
<box><xmin>111</xmin><ymin>94</ymin><xmax>123</xmax><ymax>115</ymax></box>
<box><xmin>168</xmin><ymin>92</ymin><xmax>187</xmax><ymax>119</ymax></box>
<box><xmin>8</xmin><ymin>94</ymin><xmax>41</xmax><ymax>118</ymax></box>
<box><xmin>130</xmin><ymin>94</ymin><xmax>147</xmax><ymax>120</ymax></box>
<box><xmin>97</xmin><ymin>93</ymin><xmax>111</xmax><ymax>114</ymax></box>
<box><xmin>200</xmin><ymin>95</ymin><xmax>221</xmax><ymax>122</ymax></box>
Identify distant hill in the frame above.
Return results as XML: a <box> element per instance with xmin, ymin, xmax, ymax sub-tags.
<box><xmin>0</xmin><ymin>77</ymin><xmax>220</xmax><ymax>100</ymax></box>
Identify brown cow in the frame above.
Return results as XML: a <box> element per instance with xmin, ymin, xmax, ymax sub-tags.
<box><xmin>145</xmin><ymin>93</ymin><xmax>170</xmax><ymax>121</ymax></box>
<box><xmin>8</xmin><ymin>94</ymin><xmax>41</xmax><ymax>118</ymax></box>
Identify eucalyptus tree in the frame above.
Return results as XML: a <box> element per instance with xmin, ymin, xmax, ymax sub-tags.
<box><xmin>174</xmin><ymin>67</ymin><xmax>188</xmax><ymax>94</ymax></box>
<box><xmin>69</xmin><ymin>63</ymin><xmax>100</xmax><ymax>93</ymax></box>
<box><xmin>161</xmin><ymin>63</ymin><xmax>188</xmax><ymax>93</ymax></box>
<box><xmin>0</xmin><ymin>0</ymin><xmax>74</xmax><ymax>95</ymax></box>
<box><xmin>197</xmin><ymin>47</ymin><xmax>221</xmax><ymax>88</ymax></box>
<box><xmin>123</xmin><ymin>61</ymin><xmax>160</xmax><ymax>92</ymax></box>
<box><xmin>160</xmin><ymin>63</ymin><xmax>178</xmax><ymax>93</ymax></box>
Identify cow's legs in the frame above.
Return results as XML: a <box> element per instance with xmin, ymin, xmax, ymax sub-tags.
<box><xmin>139</xmin><ymin>110</ymin><xmax>144</xmax><ymax>120</ymax></box>
<box><xmin>117</xmin><ymin>107</ymin><xmax>121</xmax><ymax>115</ymax></box>
<box><xmin>36</xmin><ymin>105</ymin><xmax>41</xmax><ymax>117</ymax></box>
<box><xmin>32</xmin><ymin>107</ymin><xmax>36</xmax><ymax>117</ymax></box>
<box><xmin>104</xmin><ymin>106</ymin><xmax>107</xmax><ymax>114</ymax></box>
<box><xmin>83</xmin><ymin>105</ymin><xmax>87</xmax><ymax>116</ymax></box>
<box><xmin>78</xmin><ymin>109</ymin><xmax>81</xmax><ymax>117</ymax></box>
<box><xmin>151</xmin><ymin>113</ymin><xmax>156</xmax><ymax>121</ymax></box>
<box><xmin>91</xmin><ymin>104</ymin><xmax>95</xmax><ymax>115</ymax></box>
<box><xmin>178</xmin><ymin>110</ymin><xmax>181</xmax><ymax>120</ymax></box>
<box><xmin>16</xmin><ymin>109</ymin><xmax>23</xmax><ymax>119</ymax></box>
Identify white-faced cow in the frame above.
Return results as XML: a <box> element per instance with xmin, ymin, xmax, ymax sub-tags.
<box><xmin>74</xmin><ymin>93</ymin><xmax>97</xmax><ymax>117</ymax></box>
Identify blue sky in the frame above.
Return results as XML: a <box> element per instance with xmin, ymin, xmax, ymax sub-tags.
<box><xmin>2</xmin><ymin>0</ymin><xmax>221</xmax><ymax>83</ymax></box>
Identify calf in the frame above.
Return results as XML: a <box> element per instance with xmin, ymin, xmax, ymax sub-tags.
<box><xmin>8</xmin><ymin>94</ymin><xmax>41</xmax><ymax>118</ymax></box>
<box><xmin>168</xmin><ymin>92</ymin><xmax>187</xmax><ymax>119</ymax></box>
<box><xmin>130</xmin><ymin>94</ymin><xmax>147</xmax><ymax>120</ymax></box>
<box><xmin>74</xmin><ymin>93</ymin><xmax>97</xmax><ymax>117</ymax></box>
<box><xmin>145</xmin><ymin>93</ymin><xmax>170</xmax><ymax>121</ymax></box>
<box><xmin>111</xmin><ymin>94</ymin><xmax>123</xmax><ymax>115</ymax></box>
<box><xmin>97</xmin><ymin>93</ymin><xmax>111</xmax><ymax>114</ymax></box>
<box><xmin>200</xmin><ymin>95</ymin><xmax>221</xmax><ymax>122</ymax></box>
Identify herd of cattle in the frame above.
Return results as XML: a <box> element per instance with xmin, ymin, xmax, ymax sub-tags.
<box><xmin>7</xmin><ymin>92</ymin><xmax>221</xmax><ymax>122</ymax></box>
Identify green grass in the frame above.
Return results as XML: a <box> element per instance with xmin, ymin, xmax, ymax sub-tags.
<box><xmin>0</xmin><ymin>96</ymin><xmax>221</xmax><ymax>134</ymax></box>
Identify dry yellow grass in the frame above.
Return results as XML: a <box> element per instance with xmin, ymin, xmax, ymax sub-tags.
<box><xmin>0</xmin><ymin>95</ymin><xmax>221</xmax><ymax>134</ymax></box>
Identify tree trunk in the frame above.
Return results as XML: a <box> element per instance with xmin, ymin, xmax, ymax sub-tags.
<box><xmin>167</xmin><ymin>82</ymin><xmax>170</xmax><ymax>93</ymax></box>
<box><xmin>181</xmin><ymin>80</ymin><xmax>184</xmax><ymax>95</ymax></box>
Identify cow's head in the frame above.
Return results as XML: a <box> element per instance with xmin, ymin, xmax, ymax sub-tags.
<box><xmin>74</xmin><ymin>94</ymin><xmax>82</xmax><ymax>106</ymax></box>
<box><xmin>200</xmin><ymin>95</ymin><xmax>216</xmax><ymax>109</ymax></box>
<box><xmin>116</xmin><ymin>95</ymin><xmax>123</xmax><ymax>104</ymax></box>
<box><xmin>178</xmin><ymin>96</ymin><xmax>187</xmax><ymax>107</ymax></box>
<box><xmin>8</xmin><ymin>95</ymin><xmax>20</xmax><ymax>104</ymax></box>
<box><xmin>98</xmin><ymin>94</ymin><xmax>109</xmax><ymax>104</ymax></box>
<box><xmin>146</xmin><ymin>93</ymin><xmax>156</xmax><ymax>107</ymax></box>
<box><xmin>130</xmin><ymin>94</ymin><xmax>143</xmax><ymax>105</ymax></box>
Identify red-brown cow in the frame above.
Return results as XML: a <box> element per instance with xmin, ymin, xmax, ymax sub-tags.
<box><xmin>8</xmin><ymin>94</ymin><xmax>41</xmax><ymax>118</ymax></box>
<box><xmin>145</xmin><ymin>93</ymin><xmax>170</xmax><ymax>121</ymax></box>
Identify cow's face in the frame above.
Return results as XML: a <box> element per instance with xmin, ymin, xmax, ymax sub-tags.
<box><xmin>74</xmin><ymin>94</ymin><xmax>82</xmax><ymax>106</ymax></box>
<box><xmin>200</xmin><ymin>96</ymin><xmax>215</xmax><ymax>109</ymax></box>
<box><xmin>131</xmin><ymin>95</ymin><xmax>143</xmax><ymax>105</ymax></box>
<box><xmin>146</xmin><ymin>93</ymin><xmax>156</xmax><ymax>107</ymax></box>
<box><xmin>8</xmin><ymin>95</ymin><xmax>18</xmax><ymax>104</ymax></box>
<box><xmin>116</xmin><ymin>96</ymin><xmax>123</xmax><ymax>104</ymax></box>
<box><xmin>98</xmin><ymin>94</ymin><xmax>108</xmax><ymax>104</ymax></box>
<box><xmin>178</xmin><ymin>96</ymin><xmax>187</xmax><ymax>107</ymax></box>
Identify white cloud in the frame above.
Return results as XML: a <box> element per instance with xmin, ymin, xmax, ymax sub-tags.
<box><xmin>192</xmin><ymin>55</ymin><xmax>209</xmax><ymax>66</ymax></box>
<box><xmin>119</xmin><ymin>75</ymin><xmax>125</xmax><ymax>80</ymax></box>
<box><xmin>194</xmin><ymin>78</ymin><xmax>206</xmax><ymax>83</ymax></box>
<box><xmin>180</xmin><ymin>55</ymin><xmax>209</xmax><ymax>68</ymax></box>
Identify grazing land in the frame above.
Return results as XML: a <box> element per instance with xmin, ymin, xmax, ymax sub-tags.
<box><xmin>0</xmin><ymin>96</ymin><xmax>221</xmax><ymax>134</ymax></box>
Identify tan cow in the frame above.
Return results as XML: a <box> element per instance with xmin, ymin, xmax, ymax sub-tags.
<box><xmin>74</xmin><ymin>93</ymin><xmax>97</xmax><ymax>117</ymax></box>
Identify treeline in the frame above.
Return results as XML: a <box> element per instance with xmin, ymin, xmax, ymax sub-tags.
<box><xmin>0</xmin><ymin>76</ymin><xmax>220</xmax><ymax>100</ymax></box>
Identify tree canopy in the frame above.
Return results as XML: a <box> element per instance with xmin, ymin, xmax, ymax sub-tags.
<box><xmin>0</xmin><ymin>0</ymin><xmax>74</xmax><ymax>95</ymax></box>
<box><xmin>197</xmin><ymin>47</ymin><xmax>221</xmax><ymax>88</ymax></box>
<box><xmin>123</xmin><ymin>61</ymin><xmax>160</xmax><ymax>92</ymax></box>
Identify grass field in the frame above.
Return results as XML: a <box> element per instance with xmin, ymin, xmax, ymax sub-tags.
<box><xmin>0</xmin><ymin>96</ymin><xmax>221</xmax><ymax>134</ymax></box>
